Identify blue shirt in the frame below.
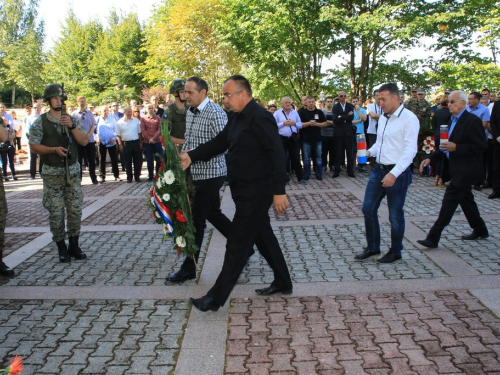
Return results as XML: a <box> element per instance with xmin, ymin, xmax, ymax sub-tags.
<box><xmin>353</xmin><ymin>107</ymin><xmax>367</xmax><ymax>134</ymax></box>
<box><xmin>447</xmin><ymin>108</ymin><xmax>466</xmax><ymax>159</ymax></box>
<box><xmin>72</xmin><ymin>109</ymin><xmax>96</xmax><ymax>142</ymax></box>
<box><xmin>1</xmin><ymin>113</ymin><xmax>14</xmax><ymax>127</ymax></box>
<box><xmin>274</xmin><ymin>108</ymin><xmax>302</xmax><ymax>137</ymax></box>
<box><xmin>97</xmin><ymin>115</ymin><xmax>117</xmax><ymax>147</ymax></box>
<box><xmin>466</xmin><ymin>103</ymin><xmax>491</xmax><ymax>139</ymax></box>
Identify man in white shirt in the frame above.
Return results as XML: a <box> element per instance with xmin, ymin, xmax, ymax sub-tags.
<box><xmin>355</xmin><ymin>83</ymin><xmax>419</xmax><ymax>264</ymax></box>
<box><xmin>116</xmin><ymin>106</ymin><xmax>143</xmax><ymax>183</ymax></box>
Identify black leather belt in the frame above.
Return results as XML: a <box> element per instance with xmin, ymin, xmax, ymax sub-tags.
<box><xmin>123</xmin><ymin>140</ymin><xmax>139</xmax><ymax>144</ymax></box>
<box><xmin>377</xmin><ymin>163</ymin><xmax>396</xmax><ymax>170</ymax></box>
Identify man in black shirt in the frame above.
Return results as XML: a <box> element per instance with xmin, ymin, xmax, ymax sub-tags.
<box><xmin>180</xmin><ymin>75</ymin><xmax>292</xmax><ymax>312</ymax></box>
<box><xmin>299</xmin><ymin>96</ymin><xmax>327</xmax><ymax>180</ymax></box>
<box><xmin>332</xmin><ymin>90</ymin><xmax>356</xmax><ymax>177</ymax></box>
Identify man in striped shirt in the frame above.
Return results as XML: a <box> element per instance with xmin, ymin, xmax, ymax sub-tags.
<box><xmin>165</xmin><ymin>76</ymin><xmax>232</xmax><ymax>283</ymax></box>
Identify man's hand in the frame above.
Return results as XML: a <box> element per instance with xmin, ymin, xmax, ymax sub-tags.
<box><xmin>497</xmin><ymin>136</ymin><xmax>500</xmax><ymax>144</ymax></box>
<box><xmin>180</xmin><ymin>151</ymin><xmax>192</xmax><ymax>170</ymax></box>
<box><xmin>381</xmin><ymin>173</ymin><xmax>396</xmax><ymax>188</ymax></box>
<box><xmin>55</xmin><ymin>146</ymin><xmax>68</xmax><ymax>157</ymax></box>
<box><xmin>420</xmin><ymin>159</ymin><xmax>430</xmax><ymax>173</ymax></box>
<box><xmin>366</xmin><ymin>151</ymin><xmax>370</xmax><ymax>158</ymax></box>
<box><xmin>118</xmin><ymin>144</ymin><xmax>123</xmax><ymax>152</ymax></box>
<box><xmin>439</xmin><ymin>141</ymin><xmax>456</xmax><ymax>152</ymax></box>
<box><xmin>109</xmin><ymin>138</ymin><xmax>115</xmax><ymax>145</ymax></box>
<box><xmin>59</xmin><ymin>115</ymin><xmax>73</xmax><ymax>127</ymax></box>
<box><xmin>348</xmin><ymin>111</ymin><xmax>353</xmax><ymax>115</ymax></box>
<box><xmin>273</xmin><ymin>194</ymin><xmax>288</xmax><ymax>214</ymax></box>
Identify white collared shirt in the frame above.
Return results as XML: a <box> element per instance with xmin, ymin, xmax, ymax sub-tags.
<box><xmin>368</xmin><ymin>104</ymin><xmax>419</xmax><ymax>177</ymax></box>
<box><xmin>367</xmin><ymin>103</ymin><xmax>382</xmax><ymax>134</ymax></box>
<box><xmin>116</xmin><ymin>117</ymin><xmax>141</xmax><ymax>141</ymax></box>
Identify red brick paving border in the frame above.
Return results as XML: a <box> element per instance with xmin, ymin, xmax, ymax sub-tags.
<box><xmin>226</xmin><ymin>291</ymin><xmax>500</xmax><ymax>374</ymax></box>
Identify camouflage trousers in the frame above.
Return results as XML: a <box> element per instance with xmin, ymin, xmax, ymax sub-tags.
<box><xmin>0</xmin><ymin>167</ymin><xmax>6</xmax><ymax>251</ymax></box>
<box><xmin>42</xmin><ymin>174</ymin><xmax>83</xmax><ymax>242</ymax></box>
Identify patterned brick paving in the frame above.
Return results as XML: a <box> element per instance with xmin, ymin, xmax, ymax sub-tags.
<box><xmin>121</xmin><ymin>182</ymin><xmax>153</xmax><ymax>197</ymax></box>
<box><xmin>238</xmin><ymin>224</ymin><xmax>447</xmax><ymax>285</ymax></box>
<box><xmin>2</xmin><ymin>233</ymin><xmax>43</xmax><ymax>257</ymax></box>
<box><xmin>226</xmin><ymin>291</ymin><xmax>500</xmax><ymax>374</ymax></box>
<box><xmin>269</xmin><ymin>192</ymin><xmax>363</xmax><ymax>222</ymax></box>
<box><xmin>81</xmin><ymin>199</ymin><xmax>155</xmax><ymax>226</ymax></box>
<box><xmin>413</xmin><ymin>220</ymin><xmax>500</xmax><ymax>275</ymax></box>
<box><xmin>6</xmin><ymin>200</ymin><xmax>96</xmax><ymax>227</ymax></box>
<box><xmin>0</xmin><ymin>299</ymin><xmax>189</xmax><ymax>375</ymax></box>
<box><xmin>0</xmin><ymin>230</ymin><xmax>211</xmax><ymax>286</ymax></box>
<box><xmin>285</xmin><ymin>176</ymin><xmax>343</xmax><ymax>191</ymax></box>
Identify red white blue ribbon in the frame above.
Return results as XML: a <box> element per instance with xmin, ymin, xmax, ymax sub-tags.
<box><xmin>152</xmin><ymin>187</ymin><xmax>174</xmax><ymax>235</ymax></box>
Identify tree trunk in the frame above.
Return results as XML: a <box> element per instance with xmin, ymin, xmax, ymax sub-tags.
<box><xmin>11</xmin><ymin>84</ymin><xmax>16</xmax><ymax>107</ymax></box>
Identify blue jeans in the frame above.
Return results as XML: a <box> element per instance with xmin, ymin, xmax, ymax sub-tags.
<box><xmin>302</xmin><ymin>141</ymin><xmax>322</xmax><ymax>178</ymax></box>
<box><xmin>144</xmin><ymin>142</ymin><xmax>163</xmax><ymax>179</ymax></box>
<box><xmin>362</xmin><ymin>165</ymin><xmax>412</xmax><ymax>255</ymax></box>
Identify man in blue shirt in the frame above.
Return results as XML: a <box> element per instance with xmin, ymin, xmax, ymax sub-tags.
<box><xmin>351</xmin><ymin>96</ymin><xmax>368</xmax><ymax>172</ymax></box>
<box><xmin>97</xmin><ymin>105</ymin><xmax>120</xmax><ymax>183</ymax></box>
<box><xmin>466</xmin><ymin>92</ymin><xmax>490</xmax><ymax>190</ymax></box>
<box><xmin>72</xmin><ymin>96</ymin><xmax>98</xmax><ymax>184</ymax></box>
<box><xmin>274</xmin><ymin>97</ymin><xmax>306</xmax><ymax>184</ymax></box>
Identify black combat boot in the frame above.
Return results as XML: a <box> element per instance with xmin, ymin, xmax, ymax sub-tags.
<box><xmin>0</xmin><ymin>250</ymin><xmax>15</xmax><ymax>277</ymax></box>
<box><xmin>68</xmin><ymin>236</ymin><xmax>87</xmax><ymax>260</ymax></box>
<box><xmin>56</xmin><ymin>240</ymin><xmax>71</xmax><ymax>263</ymax></box>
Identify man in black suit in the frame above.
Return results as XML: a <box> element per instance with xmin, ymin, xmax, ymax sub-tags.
<box><xmin>180</xmin><ymin>75</ymin><xmax>293</xmax><ymax>312</ymax></box>
<box><xmin>488</xmin><ymin>100</ymin><xmax>500</xmax><ymax>199</ymax></box>
<box><xmin>417</xmin><ymin>90</ymin><xmax>489</xmax><ymax>248</ymax></box>
<box><xmin>331</xmin><ymin>90</ymin><xmax>356</xmax><ymax>177</ymax></box>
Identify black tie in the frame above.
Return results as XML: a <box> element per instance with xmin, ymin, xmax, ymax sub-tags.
<box><xmin>190</xmin><ymin>107</ymin><xmax>200</xmax><ymax>115</ymax></box>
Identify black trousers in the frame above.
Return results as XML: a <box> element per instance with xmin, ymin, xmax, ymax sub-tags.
<box><xmin>14</xmin><ymin>137</ymin><xmax>21</xmax><ymax>151</ymax></box>
<box><xmin>493</xmin><ymin>141</ymin><xmax>500</xmax><ymax>194</ymax></box>
<box><xmin>30</xmin><ymin>152</ymin><xmax>43</xmax><ymax>178</ymax></box>
<box><xmin>333</xmin><ymin>125</ymin><xmax>355</xmax><ymax>173</ymax></box>
<box><xmin>207</xmin><ymin>193</ymin><xmax>292</xmax><ymax>307</ymax></box>
<box><xmin>0</xmin><ymin>147</ymin><xmax>16</xmax><ymax>177</ymax></box>
<box><xmin>78</xmin><ymin>142</ymin><xmax>97</xmax><ymax>181</ymax></box>
<box><xmin>98</xmin><ymin>144</ymin><xmax>119</xmax><ymax>180</ymax></box>
<box><xmin>321</xmin><ymin>136</ymin><xmax>335</xmax><ymax>169</ymax></box>
<box><xmin>280</xmin><ymin>134</ymin><xmax>303</xmax><ymax>180</ymax></box>
<box><xmin>181</xmin><ymin>176</ymin><xmax>231</xmax><ymax>272</ymax></box>
<box><xmin>367</xmin><ymin>133</ymin><xmax>377</xmax><ymax>166</ymax></box>
<box><xmin>484</xmin><ymin>139</ymin><xmax>493</xmax><ymax>186</ymax></box>
<box><xmin>123</xmin><ymin>140</ymin><xmax>142</xmax><ymax>181</ymax></box>
<box><xmin>427</xmin><ymin>182</ymin><xmax>487</xmax><ymax>243</ymax></box>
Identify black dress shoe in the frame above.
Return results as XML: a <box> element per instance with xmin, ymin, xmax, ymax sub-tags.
<box><xmin>255</xmin><ymin>285</ymin><xmax>293</xmax><ymax>296</ymax></box>
<box><xmin>473</xmin><ymin>185</ymin><xmax>482</xmax><ymax>191</ymax></box>
<box><xmin>417</xmin><ymin>239</ymin><xmax>438</xmax><ymax>248</ymax></box>
<box><xmin>377</xmin><ymin>252</ymin><xmax>402</xmax><ymax>263</ymax></box>
<box><xmin>481</xmin><ymin>183</ymin><xmax>492</xmax><ymax>189</ymax></box>
<box><xmin>127</xmin><ymin>179</ymin><xmax>133</xmax><ymax>183</ymax></box>
<box><xmin>462</xmin><ymin>232</ymin><xmax>489</xmax><ymax>240</ymax></box>
<box><xmin>354</xmin><ymin>248</ymin><xmax>380</xmax><ymax>260</ymax></box>
<box><xmin>347</xmin><ymin>172</ymin><xmax>356</xmax><ymax>178</ymax></box>
<box><xmin>0</xmin><ymin>261</ymin><xmax>15</xmax><ymax>278</ymax></box>
<box><xmin>135</xmin><ymin>178</ymin><xmax>142</xmax><ymax>183</ymax></box>
<box><xmin>332</xmin><ymin>172</ymin><xmax>340</xmax><ymax>178</ymax></box>
<box><xmin>190</xmin><ymin>295</ymin><xmax>219</xmax><ymax>312</ymax></box>
<box><xmin>488</xmin><ymin>192</ymin><xmax>500</xmax><ymax>199</ymax></box>
<box><xmin>166</xmin><ymin>269</ymin><xmax>196</xmax><ymax>283</ymax></box>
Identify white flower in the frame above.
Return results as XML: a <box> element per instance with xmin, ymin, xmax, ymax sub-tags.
<box><xmin>163</xmin><ymin>225</ymin><xmax>169</xmax><ymax>235</ymax></box>
<box><xmin>164</xmin><ymin>170</ymin><xmax>175</xmax><ymax>185</ymax></box>
<box><xmin>162</xmin><ymin>193</ymin><xmax>170</xmax><ymax>202</ymax></box>
<box><xmin>176</xmin><ymin>236</ymin><xmax>186</xmax><ymax>248</ymax></box>
<box><xmin>154</xmin><ymin>211</ymin><xmax>160</xmax><ymax>218</ymax></box>
<box><xmin>156</xmin><ymin>180</ymin><xmax>162</xmax><ymax>189</ymax></box>
<box><xmin>151</xmin><ymin>196</ymin><xmax>155</xmax><ymax>205</ymax></box>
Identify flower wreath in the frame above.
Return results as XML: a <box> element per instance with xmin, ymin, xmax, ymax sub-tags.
<box><xmin>147</xmin><ymin>121</ymin><xmax>198</xmax><ymax>260</ymax></box>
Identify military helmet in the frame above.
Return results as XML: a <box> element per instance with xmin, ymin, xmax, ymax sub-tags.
<box><xmin>169</xmin><ymin>79</ymin><xmax>186</xmax><ymax>94</ymax></box>
<box><xmin>43</xmin><ymin>84</ymin><xmax>63</xmax><ymax>102</ymax></box>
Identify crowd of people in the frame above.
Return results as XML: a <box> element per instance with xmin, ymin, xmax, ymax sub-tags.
<box><xmin>1</xmin><ymin>80</ymin><xmax>499</xmax><ymax>313</ymax></box>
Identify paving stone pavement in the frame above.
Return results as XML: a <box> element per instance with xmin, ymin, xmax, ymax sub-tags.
<box><xmin>1</xmin><ymin>165</ymin><xmax>499</xmax><ymax>375</ymax></box>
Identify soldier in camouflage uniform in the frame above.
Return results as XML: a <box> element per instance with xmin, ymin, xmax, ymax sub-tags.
<box><xmin>29</xmin><ymin>84</ymin><xmax>90</xmax><ymax>263</ymax></box>
<box><xmin>165</xmin><ymin>79</ymin><xmax>189</xmax><ymax>153</ymax></box>
<box><xmin>404</xmin><ymin>88</ymin><xmax>431</xmax><ymax>127</ymax></box>
<box><xmin>0</xmin><ymin>118</ymin><xmax>14</xmax><ymax>277</ymax></box>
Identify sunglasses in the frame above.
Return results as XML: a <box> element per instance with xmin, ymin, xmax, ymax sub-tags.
<box><xmin>339</xmin><ymin>95</ymin><xmax>347</xmax><ymax>97</ymax></box>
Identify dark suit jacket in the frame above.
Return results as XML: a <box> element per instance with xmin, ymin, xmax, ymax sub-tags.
<box><xmin>428</xmin><ymin>110</ymin><xmax>486</xmax><ymax>187</ymax></box>
<box><xmin>331</xmin><ymin>102</ymin><xmax>355</xmax><ymax>137</ymax></box>
<box><xmin>490</xmin><ymin>100</ymin><xmax>500</xmax><ymax>140</ymax></box>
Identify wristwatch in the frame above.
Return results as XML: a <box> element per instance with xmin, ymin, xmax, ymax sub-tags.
<box><xmin>69</xmin><ymin>123</ymin><xmax>76</xmax><ymax>130</ymax></box>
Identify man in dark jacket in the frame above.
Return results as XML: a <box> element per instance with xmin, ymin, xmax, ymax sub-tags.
<box><xmin>180</xmin><ymin>75</ymin><xmax>292</xmax><ymax>312</ymax></box>
<box><xmin>417</xmin><ymin>90</ymin><xmax>488</xmax><ymax>248</ymax></box>
<box><xmin>331</xmin><ymin>91</ymin><xmax>356</xmax><ymax>177</ymax></box>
